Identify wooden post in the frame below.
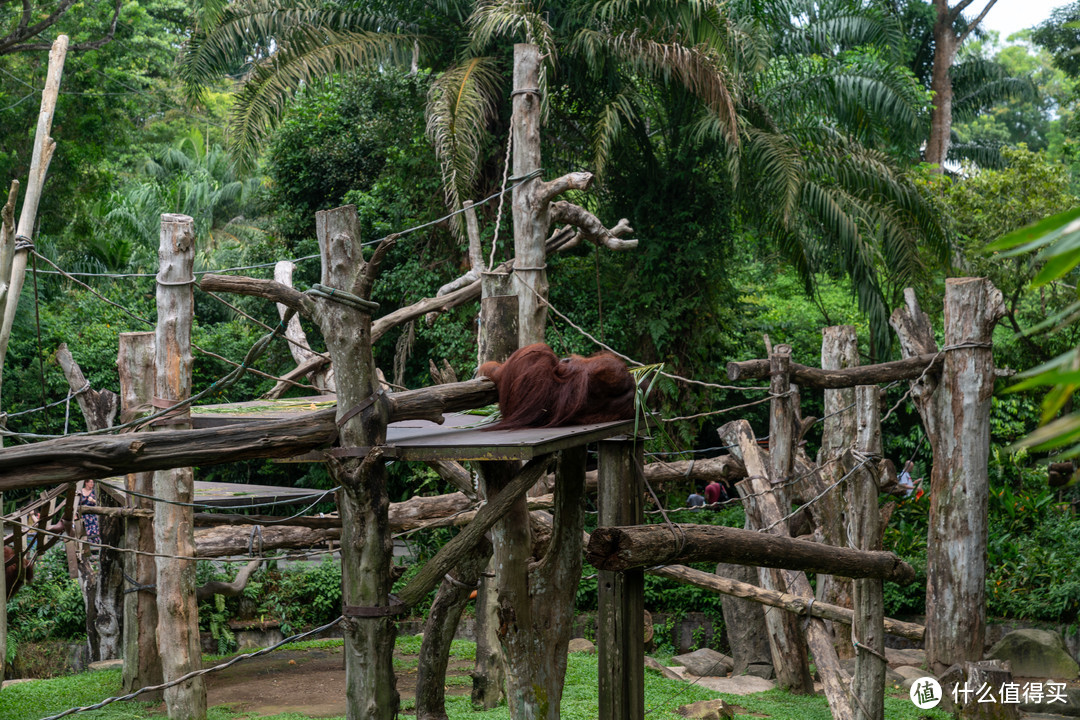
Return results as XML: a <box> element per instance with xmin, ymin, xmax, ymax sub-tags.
<box><xmin>153</xmin><ymin>213</ymin><xmax>206</xmax><ymax>720</ymax></box>
<box><xmin>56</xmin><ymin>344</ymin><xmax>123</xmax><ymax>661</ymax></box>
<box><xmin>472</xmin><ymin>271</ymin><xmax>517</xmax><ymax>710</ymax></box>
<box><xmin>510</xmin><ymin>43</ymin><xmax>548</xmax><ymax>346</ymax></box>
<box><xmin>890</xmin><ymin>280</ymin><xmax>1005</xmax><ymax>674</ymax></box>
<box><xmin>598</xmin><ymin>439</ymin><xmax>644</xmax><ymax>720</ymax></box>
<box><xmin>313</xmin><ymin>206</ymin><xmax>397</xmax><ymax>720</ymax></box>
<box><xmin>734</xmin><ymin>351</ymin><xmax>813</xmax><ymax>694</ymax></box>
<box><xmin>0</xmin><ymin>36</ymin><xmax>67</xmax><ymax>373</ymax></box>
<box><xmin>119</xmin><ymin>331</ymin><xmax>163</xmax><ymax>700</ymax></box>
<box><xmin>850</xmin><ymin>386</ymin><xmax>885</xmax><ymax>720</ymax></box>
<box><xmin>721</xmin><ymin>420</ymin><xmax>855</xmax><ymax>720</ymax></box>
<box><xmin>817</xmin><ymin>326</ymin><xmax>858</xmax><ymax>657</ymax></box>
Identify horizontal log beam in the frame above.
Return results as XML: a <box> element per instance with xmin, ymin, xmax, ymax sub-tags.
<box><xmin>0</xmin><ymin>379</ymin><xmax>498</xmax><ymax>492</ymax></box>
<box><xmin>726</xmin><ymin>353</ymin><xmax>943</xmax><ymax>389</ymax></box>
<box><xmin>587</xmin><ymin>524</ymin><xmax>915</xmax><ymax>584</ymax></box>
<box><xmin>648</xmin><ymin>564</ymin><xmax>924</xmax><ymax>641</ymax></box>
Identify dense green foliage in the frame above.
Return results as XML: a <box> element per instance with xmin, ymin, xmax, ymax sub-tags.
<box><xmin>4</xmin><ymin>0</ymin><xmax>1080</xmax><ymax>689</ymax></box>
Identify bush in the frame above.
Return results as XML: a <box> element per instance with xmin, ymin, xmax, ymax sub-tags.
<box><xmin>6</xmin><ymin>548</ymin><xmax>86</xmax><ymax>665</ymax></box>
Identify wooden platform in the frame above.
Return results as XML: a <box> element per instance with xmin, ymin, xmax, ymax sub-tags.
<box><xmin>191</xmin><ymin>397</ymin><xmax>640</xmax><ymax>462</ymax></box>
<box><xmin>97</xmin><ymin>478</ymin><xmax>330</xmax><ymax>508</ymax></box>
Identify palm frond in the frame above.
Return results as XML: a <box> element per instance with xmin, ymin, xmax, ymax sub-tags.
<box><xmin>426</xmin><ymin>57</ymin><xmax>504</xmax><ymax>231</ymax></box>
<box><xmin>180</xmin><ymin>0</ymin><xmax>419</xmax><ymax>104</ymax></box>
<box><xmin>228</xmin><ymin>27</ymin><xmax>415</xmax><ymax>165</ymax></box>
<box><xmin>603</xmin><ymin>28</ymin><xmax>740</xmax><ymax>144</ymax></box>
<box><xmin>591</xmin><ymin>90</ymin><xmax>643</xmax><ymax>176</ymax></box>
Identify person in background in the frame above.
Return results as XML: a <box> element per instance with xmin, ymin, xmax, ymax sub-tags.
<box><xmin>687</xmin><ymin>489</ymin><xmax>706</xmax><ymax>509</ymax></box>
<box><xmin>898</xmin><ymin>460</ymin><xmax>924</xmax><ymax>498</ymax></box>
<box><xmin>704</xmin><ymin>480</ymin><xmax>728</xmax><ymax>506</ymax></box>
<box><xmin>78</xmin><ymin>478</ymin><xmax>100</xmax><ymax>546</ymax></box>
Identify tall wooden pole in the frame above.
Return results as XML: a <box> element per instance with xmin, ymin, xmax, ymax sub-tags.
<box><xmin>153</xmin><ymin>214</ymin><xmax>205</xmax><ymax>720</ymax></box>
<box><xmin>598</xmin><ymin>439</ymin><xmax>645</xmax><ymax>720</ymax></box>
<box><xmin>472</xmin><ymin>271</ymin><xmax>517</xmax><ymax>710</ymax></box>
<box><xmin>890</xmin><ymin>280</ymin><xmax>1004</xmax><ymax>674</ymax></box>
<box><xmin>314</xmin><ymin>206</ymin><xmax>397</xmax><ymax>720</ymax></box>
<box><xmin>119</xmin><ymin>332</ymin><xmax>163</xmax><ymax>700</ymax></box>
<box><xmin>510</xmin><ymin>43</ymin><xmax>547</xmax><ymax>346</ymax></box>
<box><xmin>817</xmin><ymin>326</ymin><xmax>858</xmax><ymax>657</ymax></box>
<box><xmin>0</xmin><ymin>41</ymin><xmax>68</xmax><ymax>675</ymax></box>
<box><xmin>721</xmin><ymin>420</ymin><xmax>854</xmax><ymax>720</ymax></box>
<box><xmin>0</xmin><ymin>35</ymin><xmax>67</xmax><ymax>375</ymax></box>
<box><xmin>850</xmin><ymin>386</ymin><xmax>885</xmax><ymax>720</ymax></box>
<box><xmin>753</xmin><ymin>346</ymin><xmax>813</xmax><ymax>693</ymax></box>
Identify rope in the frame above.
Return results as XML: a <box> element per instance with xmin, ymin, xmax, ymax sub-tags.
<box><xmin>308</xmin><ymin>283</ymin><xmax>379</xmax><ymax>312</ymax></box>
<box><xmin>7</xmin><ymin>381</ymin><xmax>90</xmax><ymax>418</ymax></box>
<box><xmin>154</xmin><ymin>274</ymin><xmax>196</xmax><ymax>287</ymax></box>
<box><xmin>37</xmin><ymin>616</ymin><xmax>345</xmax><ymax>720</ymax></box>
<box><xmin>488</xmin><ymin>125</ymin><xmax>515</xmax><ymax>270</ymax></box>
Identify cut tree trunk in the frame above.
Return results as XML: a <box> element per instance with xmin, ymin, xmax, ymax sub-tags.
<box><xmin>586</xmin><ymin>524</ymin><xmax>914</xmax><ymax>582</ymax></box>
<box><xmin>816</xmin><ymin>326</ymin><xmax>858</xmax><ymax>659</ymax></box>
<box><xmin>597</xmin><ymin>440</ymin><xmax>644</xmax><ymax>720</ymax></box>
<box><xmin>57</xmin><ymin>343</ymin><xmax>123</xmax><ymax>662</ymax></box>
<box><xmin>511</xmin><ymin>43</ymin><xmax>548</xmax><ymax>346</ymax></box>
<box><xmin>849</xmin><ymin>387</ymin><xmax>886</xmax><ymax>720</ymax></box>
<box><xmin>471</xmin><ymin>272</ymin><xmax>517</xmax><ymax>710</ymax></box>
<box><xmin>152</xmin><ymin>214</ymin><xmax>206</xmax><ymax>720</ymax></box>
<box><xmin>890</xmin><ymin>280</ymin><xmax>1005</xmax><ymax>674</ymax></box>
<box><xmin>651</xmin><ymin>565</ymin><xmax>924</xmax><ymax>641</ymax></box>
<box><xmin>416</xmin><ymin>537</ymin><xmax>491</xmax><ymax>720</ymax></box>
<box><xmin>119</xmin><ymin>337</ymin><xmax>163</xmax><ymax>699</ymax></box>
<box><xmin>312</xmin><ymin>206</ymin><xmax>397</xmax><ymax>720</ymax></box>
<box><xmin>721</xmin><ymin>419</ymin><xmax>856</xmax><ymax>720</ymax></box>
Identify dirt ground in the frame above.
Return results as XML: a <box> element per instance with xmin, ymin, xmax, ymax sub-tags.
<box><xmin>196</xmin><ymin>645</ymin><xmax>472</xmax><ymax>718</ymax></box>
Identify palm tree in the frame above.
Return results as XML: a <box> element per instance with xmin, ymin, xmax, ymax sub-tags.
<box><xmin>181</xmin><ymin>0</ymin><xmax>950</xmax><ymax>358</ymax></box>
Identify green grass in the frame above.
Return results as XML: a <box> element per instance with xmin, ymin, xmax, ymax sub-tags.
<box><xmin>0</xmin><ymin>641</ymin><xmax>953</xmax><ymax>720</ymax></box>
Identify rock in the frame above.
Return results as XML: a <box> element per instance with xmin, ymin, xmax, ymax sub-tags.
<box><xmin>644</xmin><ymin>609</ymin><xmax>654</xmax><ymax>645</ymax></box>
<box><xmin>987</xmin><ymin>630</ymin><xmax>1080</xmax><ymax>680</ymax></box>
<box><xmin>885</xmin><ymin>647</ymin><xmax>926</xmax><ymax>668</ymax></box>
<box><xmin>895</xmin><ymin>665</ymin><xmax>933</xmax><ymax>691</ymax></box>
<box><xmin>695</xmin><ymin>675</ymin><xmax>776</xmax><ymax>695</ymax></box>
<box><xmin>672</xmin><ymin>648</ymin><xmax>733</xmax><ymax>677</ymax></box>
<box><xmin>1019</xmin><ymin>684</ymin><xmax>1080</xmax><ymax>717</ymax></box>
<box><xmin>744</xmin><ymin>662</ymin><xmax>776</xmax><ymax>680</ymax></box>
<box><xmin>567</xmin><ymin>638</ymin><xmax>596</xmax><ymax>654</ymax></box>
<box><xmin>88</xmin><ymin>659</ymin><xmax>124</xmax><ymax>672</ymax></box>
<box><xmin>644</xmin><ymin>656</ymin><xmax>685</xmax><ymax>681</ymax></box>
<box><xmin>676</xmin><ymin>698</ymin><xmax>735</xmax><ymax>719</ymax></box>
<box><xmin>938</xmin><ymin>661</ymin><xmax>1022</xmax><ymax>719</ymax></box>
<box><xmin>716</xmin><ymin>562</ymin><xmax>772</xmax><ymax>676</ymax></box>
<box><xmin>839</xmin><ymin>656</ymin><xmax>906</xmax><ymax>688</ymax></box>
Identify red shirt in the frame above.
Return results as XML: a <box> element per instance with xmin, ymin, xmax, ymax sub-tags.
<box><xmin>704</xmin><ymin>482</ymin><xmax>723</xmax><ymax>504</ymax></box>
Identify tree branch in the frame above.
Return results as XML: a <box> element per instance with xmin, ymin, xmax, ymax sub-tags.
<box><xmin>198</xmin><ymin>274</ymin><xmax>315</xmax><ymax>316</ymax></box>
<box><xmin>956</xmin><ymin>0</ymin><xmax>998</xmax><ymax>44</ymax></box>
<box><xmin>195</xmin><ymin>558</ymin><xmax>263</xmax><ymax>602</ymax></box>
<box><xmin>538</xmin><ymin>171</ymin><xmax>593</xmax><ymax>205</ymax></box>
<box><xmin>548</xmin><ymin>201</ymin><xmax>638</xmax><ymax>250</ymax></box>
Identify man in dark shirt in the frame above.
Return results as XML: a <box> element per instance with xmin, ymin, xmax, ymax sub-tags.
<box><xmin>704</xmin><ymin>480</ymin><xmax>727</xmax><ymax>505</ymax></box>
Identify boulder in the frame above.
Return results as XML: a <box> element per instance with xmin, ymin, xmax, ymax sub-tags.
<box><xmin>987</xmin><ymin>630</ymin><xmax>1080</xmax><ymax>680</ymax></box>
<box><xmin>695</xmin><ymin>675</ymin><xmax>776</xmax><ymax>695</ymax></box>
<box><xmin>644</xmin><ymin>656</ymin><xmax>685</xmax><ymax>681</ymax></box>
<box><xmin>88</xmin><ymin>659</ymin><xmax>124</xmax><ymax>672</ymax></box>
<box><xmin>839</xmin><ymin>656</ymin><xmax>906</xmax><ymax>688</ymax></box>
<box><xmin>676</xmin><ymin>699</ymin><xmax>735</xmax><ymax>719</ymax></box>
<box><xmin>744</xmin><ymin>662</ymin><xmax>776</xmax><ymax>680</ymax></box>
<box><xmin>885</xmin><ymin>647</ymin><xmax>926</xmax><ymax>668</ymax></box>
<box><xmin>716</xmin><ymin>562</ymin><xmax>772</xmax><ymax>676</ymax></box>
<box><xmin>567</xmin><ymin>638</ymin><xmax>596</xmax><ymax>654</ymax></box>
<box><xmin>894</xmin><ymin>665</ymin><xmax>933</xmax><ymax>692</ymax></box>
<box><xmin>672</xmin><ymin>648</ymin><xmax>733</xmax><ymax>677</ymax></box>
